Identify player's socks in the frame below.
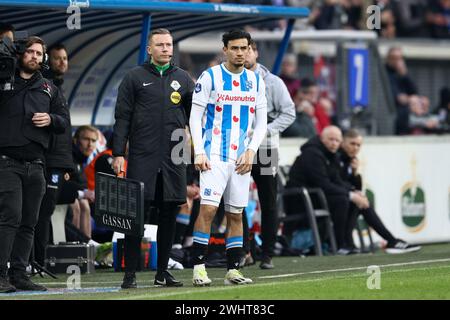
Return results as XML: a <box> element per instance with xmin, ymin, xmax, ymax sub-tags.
<box><xmin>226</xmin><ymin>236</ymin><xmax>244</xmax><ymax>270</ymax></box>
<box><xmin>192</xmin><ymin>231</ymin><xmax>210</xmax><ymax>265</ymax></box>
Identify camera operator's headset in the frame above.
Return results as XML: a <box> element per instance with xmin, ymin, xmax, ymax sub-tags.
<box><xmin>37</xmin><ymin>36</ymin><xmax>49</xmax><ymax>70</ymax></box>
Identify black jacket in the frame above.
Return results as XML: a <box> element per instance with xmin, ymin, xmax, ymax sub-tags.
<box><xmin>287</xmin><ymin>135</ymin><xmax>352</xmax><ymax>197</ymax></box>
<box><xmin>338</xmin><ymin>149</ymin><xmax>362</xmax><ymax>191</ymax></box>
<box><xmin>0</xmin><ymin>71</ymin><xmax>70</xmax><ymax>150</ymax></box>
<box><xmin>113</xmin><ymin>62</ymin><xmax>194</xmax><ymax>202</ymax></box>
<box><xmin>42</xmin><ymin>70</ymin><xmax>75</xmax><ymax>172</ymax></box>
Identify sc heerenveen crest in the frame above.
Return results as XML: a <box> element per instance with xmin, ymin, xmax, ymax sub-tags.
<box><xmin>401</xmin><ymin>155</ymin><xmax>426</xmax><ymax>232</ymax></box>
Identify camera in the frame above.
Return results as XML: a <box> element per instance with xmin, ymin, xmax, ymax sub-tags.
<box><xmin>0</xmin><ymin>30</ymin><xmax>28</xmax><ymax>91</ymax></box>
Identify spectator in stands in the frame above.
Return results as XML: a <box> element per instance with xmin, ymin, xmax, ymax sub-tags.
<box><xmin>426</xmin><ymin>0</ymin><xmax>450</xmax><ymax>39</ymax></box>
<box><xmin>282</xmin><ymin>87</ymin><xmax>317</xmax><ymax>138</ymax></box>
<box><xmin>286</xmin><ymin>126</ymin><xmax>369</xmax><ymax>253</ymax></box>
<box><xmin>34</xmin><ymin>43</ymin><xmax>75</xmax><ymax>267</ymax></box>
<box><xmin>392</xmin><ymin>0</ymin><xmax>428</xmax><ymax>37</ymax></box>
<box><xmin>408</xmin><ymin>95</ymin><xmax>441</xmax><ymax>134</ymax></box>
<box><xmin>385</xmin><ymin>47</ymin><xmax>429</xmax><ymax>134</ymax></box>
<box><xmin>339</xmin><ymin>129</ymin><xmax>421</xmax><ymax>254</ymax></box>
<box><xmin>286</xmin><ymin>78</ymin><xmax>332</xmax><ymax>135</ymax></box>
<box><xmin>312</xmin><ymin>0</ymin><xmax>363</xmax><ymax>30</ymax></box>
<box><xmin>380</xmin><ymin>6</ymin><xmax>397</xmax><ymax>38</ymax></box>
<box><xmin>434</xmin><ymin>87</ymin><xmax>450</xmax><ymax>132</ymax></box>
<box><xmin>279</xmin><ymin>53</ymin><xmax>301</xmax><ymax>99</ymax></box>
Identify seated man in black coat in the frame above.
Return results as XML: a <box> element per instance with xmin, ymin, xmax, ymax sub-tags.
<box><xmin>339</xmin><ymin>129</ymin><xmax>421</xmax><ymax>254</ymax></box>
<box><xmin>286</xmin><ymin>126</ymin><xmax>369</xmax><ymax>253</ymax></box>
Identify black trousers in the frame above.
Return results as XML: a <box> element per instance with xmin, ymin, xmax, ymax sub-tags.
<box><xmin>243</xmin><ymin>148</ymin><xmax>279</xmax><ymax>258</ymax></box>
<box><xmin>325</xmin><ymin>194</ymin><xmax>350</xmax><ymax>250</ymax></box>
<box><xmin>33</xmin><ymin>169</ymin><xmax>65</xmax><ymax>265</ymax></box>
<box><xmin>345</xmin><ymin>204</ymin><xmax>396</xmax><ymax>248</ymax></box>
<box><xmin>0</xmin><ymin>156</ymin><xmax>46</xmax><ymax>275</ymax></box>
<box><xmin>124</xmin><ymin>173</ymin><xmax>179</xmax><ymax>273</ymax></box>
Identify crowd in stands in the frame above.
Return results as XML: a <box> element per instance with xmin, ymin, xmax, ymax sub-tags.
<box><xmin>277</xmin><ymin>45</ymin><xmax>450</xmax><ymax>137</ymax></box>
<box><xmin>171</xmin><ymin>0</ymin><xmax>450</xmax><ymax>39</ymax></box>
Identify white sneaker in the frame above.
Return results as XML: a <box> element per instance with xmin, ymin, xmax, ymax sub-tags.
<box><xmin>168</xmin><ymin>258</ymin><xmax>184</xmax><ymax>270</ymax></box>
<box><xmin>193</xmin><ymin>264</ymin><xmax>212</xmax><ymax>287</ymax></box>
<box><xmin>224</xmin><ymin>269</ymin><xmax>253</xmax><ymax>285</ymax></box>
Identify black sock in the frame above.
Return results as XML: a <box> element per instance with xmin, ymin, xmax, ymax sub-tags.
<box><xmin>192</xmin><ymin>242</ymin><xmax>208</xmax><ymax>265</ymax></box>
<box><xmin>226</xmin><ymin>247</ymin><xmax>243</xmax><ymax>270</ymax></box>
<box><xmin>361</xmin><ymin>207</ymin><xmax>396</xmax><ymax>244</ymax></box>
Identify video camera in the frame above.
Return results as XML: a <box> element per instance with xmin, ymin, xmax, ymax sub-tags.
<box><xmin>0</xmin><ymin>30</ymin><xmax>28</xmax><ymax>91</ymax></box>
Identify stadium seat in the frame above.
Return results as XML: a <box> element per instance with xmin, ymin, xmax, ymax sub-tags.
<box><xmin>354</xmin><ymin>215</ymin><xmax>375</xmax><ymax>253</ymax></box>
<box><xmin>277</xmin><ymin>165</ymin><xmax>337</xmax><ymax>256</ymax></box>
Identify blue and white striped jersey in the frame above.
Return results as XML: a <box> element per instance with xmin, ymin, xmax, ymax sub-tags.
<box><xmin>192</xmin><ymin>63</ymin><xmax>266</xmax><ymax>162</ymax></box>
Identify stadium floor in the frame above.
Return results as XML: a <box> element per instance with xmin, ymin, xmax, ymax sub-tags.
<box><xmin>1</xmin><ymin>243</ymin><xmax>450</xmax><ymax>300</ymax></box>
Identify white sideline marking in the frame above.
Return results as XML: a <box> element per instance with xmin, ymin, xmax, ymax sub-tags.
<box><xmin>117</xmin><ymin>263</ymin><xmax>450</xmax><ymax>300</ymax></box>
<box><xmin>258</xmin><ymin>258</ymin><xmax>450</xmax><ymax>279</ymax></box>
<box><xmin>37</xmin><ymin>258</ymin><xmax>450</xmax><ymax>286</ymax></box>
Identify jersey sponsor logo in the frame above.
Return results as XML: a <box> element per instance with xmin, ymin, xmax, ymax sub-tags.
<box><xmin>195</xmin><ymin>83</ymin><xmax>202</xmax><ymax>93</ymax></box>
<box><xmin>170</xmin><ymin>91</ymin><xmax>181</xmax><ymax>104</ymax></box>
<box><xmin>171</xmin><ymin>80</ymin><xmax>181</xmax><ymax>91</ymax></box>
<box><xmin>216</xmin><ymin>93</ymin><xmax>255</xmax><ymax>103</ymax></box>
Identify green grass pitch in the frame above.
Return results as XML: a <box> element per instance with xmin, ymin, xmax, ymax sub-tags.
<box><xmin>1</xmin><ymin>243</ymin><xmax>450</xmax><ymax>300</ymax></box>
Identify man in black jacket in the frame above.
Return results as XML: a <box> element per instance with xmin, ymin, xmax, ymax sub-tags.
<box><xmin>34</xmin><ymin>43</ymin><xmax>75</xmax><ymax>266</ymax></box>
<box><xmin>112</xmin><ymin>28</ymin><xmax>194</xmax><ymax>288</ymax></box>
<box><xmin>339</xmin><ymin>129</ymin><xmax>421</xmax><ymax>254</ymax></box>
<box><xmin>286</xmin><ymin>126</ymin><xmax>369</xmax><ymax>252</ymax></box>
<box><xmin>0</xmin><ymin>36</ymin><xmax>70</xmax><ymax>293</ymax></box>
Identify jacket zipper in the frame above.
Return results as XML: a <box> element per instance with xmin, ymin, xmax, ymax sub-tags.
<box><xmin>158</xmin><ymin>70</ymin><xmax>164</xmax><ymax>174</ymax></box>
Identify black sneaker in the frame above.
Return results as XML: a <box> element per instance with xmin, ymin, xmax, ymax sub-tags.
<box><xmin>9</xmin><ymin>274</ymin><xmax>47</xmax><ymax>291</ymax></box>
<box><xmin>0</xmin><ymin>276</ymin><xmax>16</xmax><ymax>293</ymax></box>
<box><xmin>385</xmin><ymin>240</ymin><xmax>421</xmax><ymax>254</ymax></box>
<box><xmin>121</xmin><ymin>272</ymin><xmax>137</xmax><ymax>289</ymax></box>
<box><xmin>154</xmin><ymin>270</ymin><xmax>183</xmax><ymax>287</ymax></box>
<box><xmin>259</xmin><ymin>256</ymin><xmax>274</xmax><ymax>270</ymax></box>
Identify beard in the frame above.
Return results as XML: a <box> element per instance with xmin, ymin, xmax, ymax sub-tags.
<box><xmin>232</xmin><ymin>61</ymin><xmax>244</xmax><ymax>69</ymax></box>
<box><xmin>51</xmin><ymin>64</ymin><xmax>67</xmax><ymax>77</ymax></box>
<box><xmin>53</xmin><ymin>69</ymin><xmax>65</xmax><ymax>77</ymax></box>
<box><xmin>19</xmin><ymin>58</ymin><xmax>41</xmax><ymax>74</ymax></box>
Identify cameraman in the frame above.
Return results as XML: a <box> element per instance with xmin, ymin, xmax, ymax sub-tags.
<box><xmin>0</xmin><ymin>36</ymin><xmax>70</xmax><ymax>293</ymax></box>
